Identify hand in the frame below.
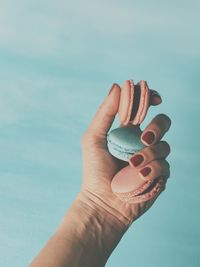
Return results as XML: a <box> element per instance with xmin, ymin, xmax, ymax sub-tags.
<box><xmin>29</xmin><ymin>83</ymin><xmax>172</xmax><ymax>267</ymax></box>
<box><xmin>79</xmin><ymin>83</ymin><xmax>171</xmax><ymax>230</ymax></box>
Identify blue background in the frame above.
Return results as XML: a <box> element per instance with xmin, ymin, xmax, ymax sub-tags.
<box><xmin>0</xmin><ymin>0</ymin><xmax>199</xmax><ymax>266</ymax></box>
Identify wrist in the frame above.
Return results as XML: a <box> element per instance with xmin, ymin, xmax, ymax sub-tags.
<box><xmin>57</xmin><ymin>190</ymin><xmax>129</xmax><ymax>267</ymax></box>
<box><xmin>77</xmin><ymin>189</ymin><xmax>131</xmax><ymax>231</ymax></box>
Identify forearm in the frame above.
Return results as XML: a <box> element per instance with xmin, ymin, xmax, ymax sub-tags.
<box><xmin>29</xmin><ymin>192</ymin><xmax>128</xmax><ymax>267</ymax></box>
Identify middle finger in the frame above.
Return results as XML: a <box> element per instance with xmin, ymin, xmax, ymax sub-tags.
<box><xmin>129</xmin><ymin>141</ymin><xmax>171</xmax><ymax>168</ymax></box>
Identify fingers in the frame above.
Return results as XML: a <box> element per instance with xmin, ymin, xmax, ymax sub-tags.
<box><xmin>139</xmin><ymin>159</ymin><xmax>170</xmax><ymax>181</ymax></box>
<box><xmin>85</xmin><ymin>83</ymin><xmax>121</xmax><ymax>140</ymax></box>
<box><xmin>129</xmin><ymin>141</ymin><xmax>170</xmax><ymax>168</ymax></box>
<box><xmin>141</xmin><ymin>113</ymin><xmax>171</xmax><ymax>146</ymax></box>
<box><xmin>129</xmin><ymin>140</ymin><xmax>171</xmax><ymax>181</ymax></box>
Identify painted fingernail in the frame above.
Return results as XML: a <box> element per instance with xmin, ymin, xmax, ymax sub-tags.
<box><xmin>108</xmin><ymin>83</ymin><xmax>116</xmax><ymax>96</ymax></box>
<box><xmin>139</xmin><ymin>167</ymin><xmax>151</xmax><ymax>177</ymax></box>
<box><xmin>130</xmin><ymin>154</ymin><xmax>144</xmax><ymax>167</ymax></box>
<box><xmin>142</xmin><ymin>131</ymin><xmax>155</xmax><ymax>145</ymax></box>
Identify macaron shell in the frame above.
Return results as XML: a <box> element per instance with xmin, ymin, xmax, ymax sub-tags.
<box><xmin>118</xmin><ymin>80</ymin><xmax>134</xmax><ymax>125</ymax></box>
<box><xmin>111</xmin><ymin>164</ymin><xmax>165</xmax><ymax>203</ymax></box>
<box><xmin>111</xmin><ymin>164</ymin><xmax>152</xmax><ymax>194</ymax></box>
<box><xmin>132</xmin><ymin>80</ymin><xmax>150</xmax><ymax>125</ymax></box>
<box><xmin>107</xmin><ymin>125</ymin><xmax>145</xmax><ymax>162</ymax></box>
<box><xmin>113</xmin><ymin>177</ymin><xmax>165</xmax><ymax>203</ymax></box>
<box><xmin>107</xmin><ymin>143</ymin><xmax>132</xmax><ymax>161</ymax></box>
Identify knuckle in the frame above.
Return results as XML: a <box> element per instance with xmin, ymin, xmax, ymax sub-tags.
<box><xmin>146</xmin><ymin>145</ymin><xmax>156</xmax><ymax>159</ymax></box>
<box><xmin>154</xmin><ymin>113</ymin><xmax>165</xmax><ymax>121</ymax></box>
<box><xmin>153</xmin><ymin>159</ymin><xmax>170</xmax><ymax>174</ymax></box>
<box><xmin>160</xmin><ymin>141</ymin><xmax>171</xmax><ymax>154</ymax></box>
<box><xmin>156</xmin><ymin>113</ymin><xmax>172</xmax><ymax>128</ymax></box>
<box><xmin>151</xmin><ymin>160</ymin><xmax>163</xmax><ymax>173</ymax></box>
<box><xmin>164</xmin><ymin>160</ymin><xmax>170</xmax><ymax>169</ymax></box>
<box><xmin>157</xmin><ymin>113</ymin><xmax>171</xmax><ymax>122</ymax></box>
<box><xmin>81</xmin><ymin>131</ymin><xmax>101</xmax><ymax>147</ymax></box>
<box><xmin>156</xmin><ymin>161</ymin><xmax>163</xmax><ymax>172</ymax></box>
<box><xmin>164</xmin><ymin>114</ymin><xmax>172</xmax><ymax>126</ymax></box>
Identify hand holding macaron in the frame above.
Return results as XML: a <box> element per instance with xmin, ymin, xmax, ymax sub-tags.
<box><xmin>81</xmin><ymin>80</ymin><xmax>171</xmax><ymax>226</ymax></box>
<box><xmin>108</xmin><ymin>80</ymin><xmax>171</xmax><ymax>203</ymax></box>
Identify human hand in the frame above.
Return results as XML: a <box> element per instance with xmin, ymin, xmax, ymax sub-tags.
<box><xmin>79</xmin><ymin>83</ymin><xmax>171</xmax><ymax>230</ymax></box>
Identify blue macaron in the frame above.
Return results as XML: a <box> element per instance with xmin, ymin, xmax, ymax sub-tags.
<box><xmin>107</xmin><ymin>125</ymin><xmax>145</xmax><ymax>162</ymax></box>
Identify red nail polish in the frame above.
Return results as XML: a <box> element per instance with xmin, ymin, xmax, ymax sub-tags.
<box><xmin>142</xmin><ymin>131</ymin><xmax>155</xmax><ymax>145</ymax></box>
<box><xmin>140</xmin><ymin>167</ymin><xmax>151</xmax><ymax>177</ymax></box>
<box><xmin>130</xmin><ymin>154</ymin><xmax>144</xmax><ymax>167</ymax></box>
<box><xmin>108</xmin><ymin>84</ymin><xmax>116</xmax><ymax>96</ymax></box>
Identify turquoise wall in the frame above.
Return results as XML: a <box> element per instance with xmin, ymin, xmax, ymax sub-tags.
<box><xmin>0</xmin><ymin>1</ymin><xmax>199</xmax><ymax>266</ymax></box>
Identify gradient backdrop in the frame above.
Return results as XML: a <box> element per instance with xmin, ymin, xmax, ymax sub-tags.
<box><xmin>0</xmin><ymin>0</ymin><xmax>199</xmax><ymax>266</ymax></box>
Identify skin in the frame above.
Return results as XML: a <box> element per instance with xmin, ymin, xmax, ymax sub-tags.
<box><xmin>29</xmin><ymin>83</ymin><xmax>171</xmax><ymax>267</ymax></box>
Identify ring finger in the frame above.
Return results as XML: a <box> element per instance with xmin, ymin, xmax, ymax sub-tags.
<box><xmin>129</xmin><ymin>141</ymin><xmax>171</xmax><ymax>168</ymax></box>
<box><xmin>137</xmin><ymin>159</ymin><xmax>170</xmax><ymax>181</ymax></box>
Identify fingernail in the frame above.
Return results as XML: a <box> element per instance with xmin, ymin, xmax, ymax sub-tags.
<box><xmin>139</xmin><ymin>167</ymin><xmax>151</xmax><ymax>177</ymax></box>
<box><xmin>142</xmin><ymin>131</ymin><xmax>155</xmax><ymax>145</ymax></box>
<box><xmin>108</xmin><ymin>83</ymin><xmax>116</xmax><ymax>96</ymax></box>
<box><xmin>130</xmin><ymin>154</ymin><xmax>144</xmax><ymax>167</ymax></box>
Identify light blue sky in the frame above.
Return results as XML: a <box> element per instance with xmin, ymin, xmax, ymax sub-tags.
<box><xmin>0</xmin><ymin>1</ymin><xmax>199</xmax><ymax>266</ymax></box>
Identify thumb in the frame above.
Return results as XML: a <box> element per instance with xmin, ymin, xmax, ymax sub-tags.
<box><xmin>86</xmin><ymin>83</ymin><xmax>121</xmax><ymax>140</ymax></box>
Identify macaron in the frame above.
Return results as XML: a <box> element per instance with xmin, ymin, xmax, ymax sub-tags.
<box><xmin>107</xmin><ymin>79</ymin><xmax>163</xmax><ymax>203</ymax></box>
<box><xmin>111</xmin><ymin>166</ymin><xmax>165</xmax><ymax>203</ymax></box>
<box><xmin>107</xmin><ymin>124</ymin><xmax>145</xmax><ymax>161</ymax></box>
<box><xmin>118</xmin><ymin>80</ymin><xmax>150</xmax><ymax>125</ymax></box>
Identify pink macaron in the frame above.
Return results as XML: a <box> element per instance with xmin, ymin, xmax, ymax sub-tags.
<box><xmin>118</xmin><ymin>79</ymin><xmax>161</xmax><ymax>126</ymax></box>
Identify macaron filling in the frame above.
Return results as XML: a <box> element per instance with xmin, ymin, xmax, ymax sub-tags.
<box><xmin>118</xmin><ymin>80</ymin><xmax>149</xmax><ymax>126</ymax></box>
<box><xmin>130</xmin><ymin>84</ymin><xmax>141</xmax><ymax>121</ymax></box>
